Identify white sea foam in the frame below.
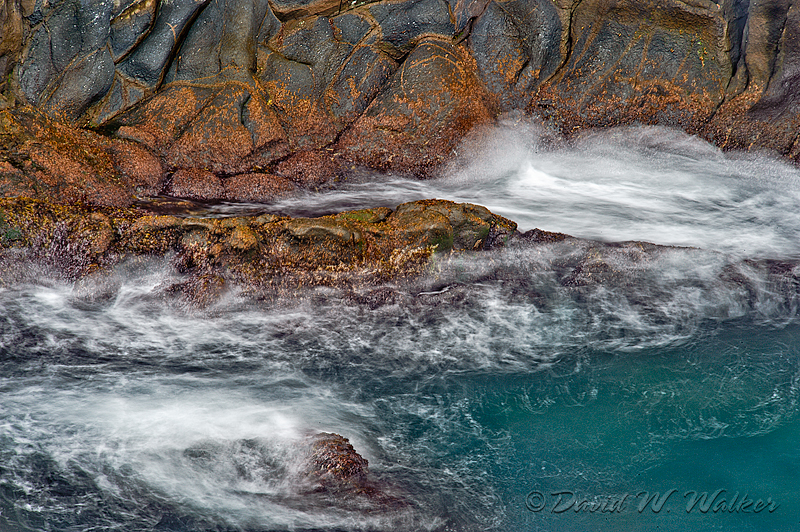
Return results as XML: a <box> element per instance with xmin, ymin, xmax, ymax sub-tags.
<box><xmin>257</xmin><ymin>120</ymin><xmax>800</xmax><ymax>259</ymax></box>
<box><xmin>3</xmin><ymin>123</ymin><xmax>800</xmax><ymax>531</ymax></box>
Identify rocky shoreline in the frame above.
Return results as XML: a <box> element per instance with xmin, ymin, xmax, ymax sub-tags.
<box><xmin>3</xmin><ymin>0</ymin><xmax>800</xmax><ymax>210</ymax></box>
<box><xmin>3</xmin><ymin>1</ymin><xmax>800</xmax><ymax>506</ymax></box>
<box><xmin>0</xmin><ymin>196</ymin><xmax>517</xmax><ymax>304</ymax></box>
<box><xmin>2</xmin><ymin>1</ymin><xmax>800</xmax><ymax>289</ymax></box>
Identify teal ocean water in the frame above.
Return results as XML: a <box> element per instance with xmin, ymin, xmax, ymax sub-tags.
<box><xmin>1</xmin><ymin>123</ymin><xmax>799</xmax><ymax>531</ymax></box>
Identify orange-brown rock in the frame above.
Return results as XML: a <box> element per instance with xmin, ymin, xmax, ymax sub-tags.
<box><xmin>300</xmin><ymin>432</ymin><xmax>408</xmax><ymax>507</ymax></box>
<box><xmin>275</xmin><ymin>149</ymin><xmax>338</xmax><ymax>187</ymax></box>
<box><xmin>0</xmin><ymin>197</ymin><xmax>516</xmax><ymax>302</ymax></box>
<box><xmin>0</xmin><ymin>107</ymin><xmax>163</xmax><ymax>207</ymax></box>
<box><xmin>111</xmin><ymin>74</ymin><xmax>291</xmax><ymax>176</ymax></box>
<box><xmin>302</xmin><ymin>432</ymin><xmax>370</xmax><ymax>493</ymax></box>
<box><xmin>166</xmin><ymin>169</ymin><xmax>225</xmax><ymax>200</ymax></box>
<box><xmin>223</xmin><ymin>172</ymin><xmax>295</xmax><ymax>202</ymax></box>
<box><xmin>336</xmin><ymin>39</ymin><xmax>496</xmax><ymax>176</ymax></box>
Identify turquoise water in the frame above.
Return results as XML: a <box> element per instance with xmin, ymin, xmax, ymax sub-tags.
<box><xmin>491</xmin><ymin>327</ymin><xmax>800</xmax><ymax>531</ymax></box>
<box><xmin>2</xmin><ymin>125</ymin><xmax>800</xmax><ymax>531</ymax></box>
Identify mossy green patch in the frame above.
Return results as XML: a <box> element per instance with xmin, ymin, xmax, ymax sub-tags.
<box><xmin>3</xmin><ymin>227</ymin><xmax>22</xmax><ymax>241</ymax></box>
<box><xmin>429</xmin><ymin>232</ymin><xmax>454</xmax><ymax>253</ymax></box>
<box><xmin>0</xmin><ymin>209</ymin><xmax>22</xmax><ymax>243</ymax></box>
<box><xmin>334</xmin><ymin>208</ymin><xmax>392</xmax><ymax>224</ymax></box>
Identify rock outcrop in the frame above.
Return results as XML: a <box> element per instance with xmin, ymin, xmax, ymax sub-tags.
<box><xmin>181</xmin><ymin>431</ymin><xmax>406</xmax><ymax>514</ymax></box>
<box><xmin>4</xmin><ymin>0</ymin><xmax>800</xmax><ymax>208</ymax></box>
<box><xmin>301</xmin><ymin>432</ymin><xmax>403</xmax><ymax>503</ymax></box>
<box><xmin>0</xmin><ymin>107</ymin><xmax>162</xmax><ymax>206</ymax></box>
<box><xmin>0</xmin><ymin>197</ymin><xmax>516</xmax><ymax>303</ymax></box>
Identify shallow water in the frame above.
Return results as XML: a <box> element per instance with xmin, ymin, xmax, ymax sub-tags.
<box><xmin>2</xmin><ymin>123</ymin><xmax>800</xmax><ymax>531</ymax></box>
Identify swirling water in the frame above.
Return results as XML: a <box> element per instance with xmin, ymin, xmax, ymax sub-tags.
<box><xmin>2</xmin><ymin>123</ymin><xmax>800</xmax><ymax>531</ymax></box>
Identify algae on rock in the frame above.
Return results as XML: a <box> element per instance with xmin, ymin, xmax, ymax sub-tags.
<box><xmin>0</xmin><ymin>197</ymin><xmax>516</xmax><ymax>304</ymax></box>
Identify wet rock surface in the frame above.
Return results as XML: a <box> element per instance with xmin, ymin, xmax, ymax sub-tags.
<box><xmin>5</xmin><ymin>192</ymin><xmax>798</xmax><ymax>321</ymax></box>
<box><xmin>0</xmin><ymin>197</ymin><xmax>516</xmax><ymax>305</ymax></box>
<box><xmin>0</xmin><ymin>107</ymin><xmax>162</xmax><ymax>206</ymax></box>
<box><xmin>532</xmin><ymin>0</ymin><xmax>732</xmax><ymax>132</ymax></box>
<box><xmin>5</xmin><ymin>1</ymin><xmax>800</xmax><ymax>521</ymax></box>
<box><xmin>335</xmin><ymin>38</ymin><xmax>495</xmax><ymax>175</ymax></box>
<box><xmin>301</xmin><ymin>432</ymin><xmax>405</xmax><ymax>507</ymax></box>
<box><xmin>2</xmin><ymin>0</ymin><xmax>800</xmax><ymax>208</ymax></box>
<box><xmin>179</xmin><ymin>431</ymin><xmax>407</xmax><ymax>517</ymax></box>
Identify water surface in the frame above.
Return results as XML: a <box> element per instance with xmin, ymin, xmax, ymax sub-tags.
<box><xmin>2</xmin><ymin>123</ymin><xmax>799</xmax><ymax>531</ymax></box>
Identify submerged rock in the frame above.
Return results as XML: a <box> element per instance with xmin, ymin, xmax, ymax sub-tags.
<box><xmin>302</xmin><ymin>432</ymin><xmax>371</xmax><ymax>493</ymax></box>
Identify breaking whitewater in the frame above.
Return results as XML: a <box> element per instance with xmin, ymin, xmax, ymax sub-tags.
<box><xmin>2</xmin><ymin>122</ymin><xmax>799</xmax><ymax>531</ymax></box>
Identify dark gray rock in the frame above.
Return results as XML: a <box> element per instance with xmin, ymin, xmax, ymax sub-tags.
<box><xmin>751</xmin><ymin>2</ymin><xmax>800</xmax><ymax>118</ymax></box>
<box><xmin>17</xmin><ymin>0</ymin><xmax>113</xmax><ymax>115</ymax></box>
<box><xmin>279</xmin><ymin>16</ymin><xmax>351</xmax><ymax>74</ymax></box>
<box><xmin>116</xmin><ymin>0</ymin><xmax>211</xmax><ymax>87</ymax></box>
<box><xmin>447</xmin><ymin>0</ymin><xmax>492</xmax><ymax>36</ymax></box>
<box><xmin>470</xmin><ymin>0</ymin><xmax>562</xmax><ymax>110</ymax></box>
<box><xmin>15</xmin><ymin>18</ymin><xmax>53</xmax><ymax>106</ymax></box>
<box><xmin>257</xmin><ymin>0</ymin><xmax>282</xmax><ymax>42</ymax></box>
<box><xmin>167</xmin><ymin>0</ymin><xmax>271</xmax><ymax>82</ymax></box>
<box><xmin>534</xmin><ymin>0</ymin><xmax>731</xmax><ymax>132</ymax></box>
<box><xmin>721</xmin><ymin>0</ymin><xmax>749</xmax><ymax>93</ymax></box>
<box><xmin>703</xmin><ymin>0</ymin><xmax>800</xmax><ymax>157</ymax></box>
<box><xmin>264</xmin><ymin>15</ymin><xmax>355</xmax><ymax>104</ymax></box>
<box><xmin>111</xmin><ymin>0</ymin><xmax>145</xmax><ymax>18</ymax></box>
<box><xmin>40</xmin><ymin>47</ymin><xmax>116</xmax><ymax>119</ymax></box>
<box><xmin>258</xmin><ymin>50</ymin><xmax>320</xmax><ymax>143</ymax></box>
<box><xmin>326</xmin><ymin>43</ymin><xmax>396</xmax><ymax>123</ymax></box>
<box><xmin>369</xmin><ymin>0</ymin><xmax>454</xmax><ymax>53</ymax></box>
<box><xmin>84</xmin><ymin>0</ymin><xmax>212</xmax><ymax>123</ymax></box>
<box><xmin>703</xmin><ymin>1</ymin><xmax>800</xmax><ymax>158</ymax></box>
<box><xmin>259</xmin><ymin>50</ymin><xmax>316</xmax><ymax>97</ymax></box>
<box><xmin>331</xmin><ymin>12</ymin><xmax>373</xmax><ymax>44</ymax></box>
<box><xmin>9</xmin><ymin>0</ymin><xmax>800</xmax><ymax>185</ymax></box>
<box><xmin>89</xmin><ymin>74</ymin><xmax>149</xmax><ymax>126</ymax></box>
<box><xmin>24</xmin><ymin>0</ymin><xmax>48</xmax><ymax>25</ymax></box>
<box><xmin>260</xmin><ymin>15</ymin><xmax>391</xmax><ymax>147</ymax></box>
<box><xmin>740</xmin><ymin>0</ymin><xmax>791</xmax><ymax>93</ymax></box>
<box><xmin>110</xmin><ymin>0</ymin><xmax>157</xmax><ymax>62</ymax></box>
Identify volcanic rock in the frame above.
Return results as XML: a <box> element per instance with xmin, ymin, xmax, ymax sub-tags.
<box><xmin>4</xmin><ymin>0</ymin><xmax>800</xmax><ymax>204</ymax></box>
<box><xmin>301</xmin><ymin>432</ymin><xmax>408</xmax><ymax>507</ymax></box>
<box><xmin>336</xmin><ymin>38</ymin><xmax>495</xmax><ymax>176</ymax></box>
<box><xmin>0</xmin><ymin>197</ymin><xmax>516</xmax><ymax>303</ymax></box>
<box><xmin>0</xmin><ymin>107</ymin><xmax>162</xmax><ymax>206</ymax></box>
